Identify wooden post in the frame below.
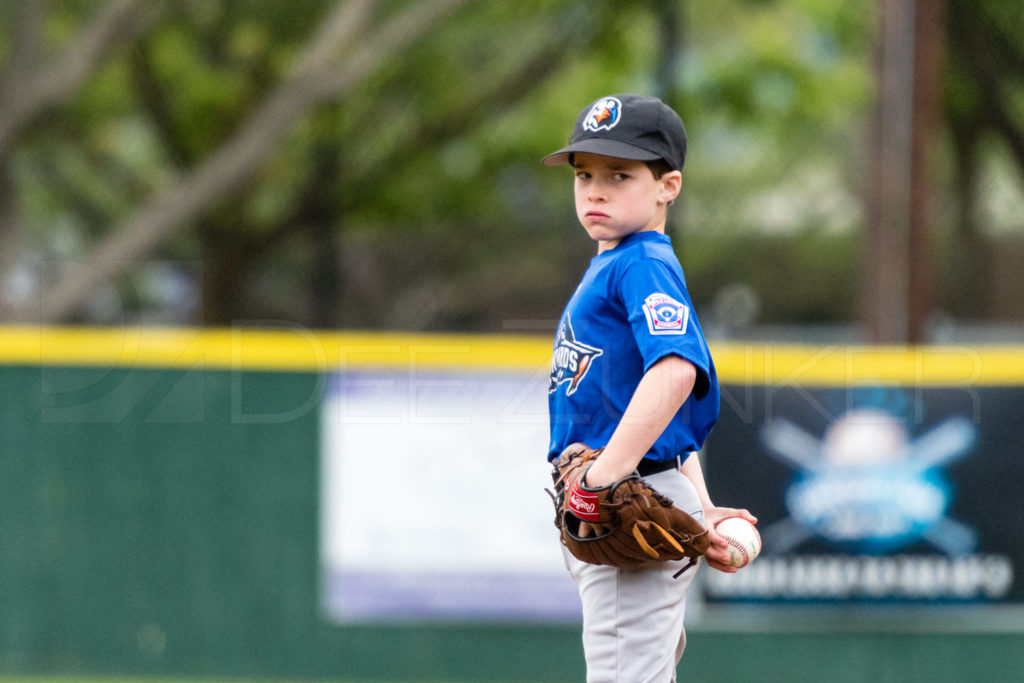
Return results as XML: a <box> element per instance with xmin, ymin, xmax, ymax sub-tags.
<box><xmin>865</xmin><ymin>0</ymin><xmax>946</xmax><ymax>344</ymax></box>
<box><xmin>908</xmin><ymin>0</ymin><xmax>947</xmax><ymax>343</ymax></box>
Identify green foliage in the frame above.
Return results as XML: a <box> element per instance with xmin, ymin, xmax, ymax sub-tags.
<box><xmin>681</xmin><ymin>229</ymin><xmax>859</xmax><ymax>325</ymax></box>
<box><xmin>4</xmin><ymin>0</ymin><xmax>1020</xmax><ymax>331</ymax></box>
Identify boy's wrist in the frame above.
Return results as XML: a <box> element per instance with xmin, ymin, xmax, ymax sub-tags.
<box><xmin>583</xmin><ymin>455</ymin><xmax>636</xmax><ymax>488</ymax></box>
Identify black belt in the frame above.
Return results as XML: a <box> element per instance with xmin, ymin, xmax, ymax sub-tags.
<box><xmin>636</xmin><ymin>456</ymin><xmax>681</xmax><ymax>477</ymax></box>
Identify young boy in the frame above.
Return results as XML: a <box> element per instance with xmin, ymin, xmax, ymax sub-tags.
<box><xmin>544</xmin><ymin>94</ymin><xmax>756</xmax><ymax>682</ymax></box>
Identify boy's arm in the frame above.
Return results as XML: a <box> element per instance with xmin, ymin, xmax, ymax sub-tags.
<box><xmin>582</xmin><ymin>354</ymin><xmax>695</xmax><ymax>486</ymax></box>
<box><xmin>680</xmin><ymin>452</ymin><xmax>758</xmax><ymax>573</ymax></box>
<box><xmin>581</xmin><ymin>354</ymin><xmax>758</xmax><ymax>573</ymax></box>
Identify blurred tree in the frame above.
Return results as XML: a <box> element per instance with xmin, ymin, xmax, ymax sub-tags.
<box><xmin>0</xmin><ymin>0</ymin><xmax>632</xmax><ymax>328</ymax></box>
<box><xmin>943</xmin><ymin>0</ymin><xmax>1024</xmax><ymax>321</ymax></box>
<box><xmin>0</xmin><ymin>0</ymin><xmax>1020</xmax><ymax>332</ymax></box>
<box><xmin>670</xmin><ymin>0</ymin><xmax>875</xmax><ymax>334</ymax></box>
<box><xmin>2</xmin><ymin>0</ymin><xmax>476</xmax><ymax>323</ymax></box>
<box><xmin>0</xmin><ymin>0</ymin><xmax>153</xmax><ymax>311</ymax></box>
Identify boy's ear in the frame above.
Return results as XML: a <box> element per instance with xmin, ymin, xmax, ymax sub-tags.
<box><xmin>660</xmin><ymin>170</ymin><xmax>682</xmax><ymax>204</ymax></box>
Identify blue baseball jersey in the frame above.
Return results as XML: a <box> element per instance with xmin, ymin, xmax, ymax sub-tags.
<box><xmin>547</xmin><ymin>231</ymin><xmax>719</xmax><ymax>464</ymax></box>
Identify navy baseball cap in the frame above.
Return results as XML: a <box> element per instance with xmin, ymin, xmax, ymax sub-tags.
<box><xmin>543</xmin><ymin>94</ymin><xmax>687</xmax><ymax>171</ymax></box>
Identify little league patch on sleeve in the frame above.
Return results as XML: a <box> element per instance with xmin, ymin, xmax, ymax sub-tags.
<box><xmin>642</xmin><ymin>293</ymin><xmax>690</xmax><ymax>335</ymax></box>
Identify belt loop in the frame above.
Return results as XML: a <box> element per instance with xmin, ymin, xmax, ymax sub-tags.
<box><xmin>676</xmin><ymin>454</ymin><xmax>682</xmax><ymax>470</ymax></box>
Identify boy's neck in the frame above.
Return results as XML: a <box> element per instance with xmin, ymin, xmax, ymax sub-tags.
<box><xmin>597</xmin><ymin>226</ymin><xmax>664</xmax><ymax>253</ymax></box>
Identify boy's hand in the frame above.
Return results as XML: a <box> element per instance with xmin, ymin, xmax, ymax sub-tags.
<box><xmin>550</xmin><ymin>444</ymin><xmax>603</xmax><ymax>538</ymax></box>
<box><xmin>703</xmin><ymin>507</ymin><xmax>758</xmax><ymax>573</ymax></box>
<box><xmin>549</xmin><ymin>443</ymin><xmax>710</xmax><ymax>574</ymax></box>
<box><xmin>578</xmin><ymin>455</ymin><xmax>633</xmax><ymax>490</ymax></box>
<box><xmin>572</xmin><ymin>454</ymin><xmax>641</xmax><ymax>537</ymax></box>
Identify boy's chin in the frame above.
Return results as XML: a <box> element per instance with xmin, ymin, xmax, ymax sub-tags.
<box><xmin>584</xmin><ymin>226</ymin><xmax>640</xmax><ymax>243</ymax></box>
<box><xmin>583</xmin><ymin>225</ymin><xmax>623</xmax><ymax>241</ymax></box>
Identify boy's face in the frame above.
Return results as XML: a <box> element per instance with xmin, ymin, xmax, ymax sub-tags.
<box><xmin>572</xmin><ymin>153</ymin><xmax>681</xmax><ymax>250</ymax></box>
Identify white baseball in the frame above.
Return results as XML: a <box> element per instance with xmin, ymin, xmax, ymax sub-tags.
<box><xmin>716</xmin><ymin>517</ymin><xmax>761</xmax><ymax>568</ymax></box>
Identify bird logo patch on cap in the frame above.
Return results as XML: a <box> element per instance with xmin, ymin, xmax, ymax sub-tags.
<box><xmin>583</xmin><ymin>97</ymin><xmax>622</xmax><ymax>133</ymax></box>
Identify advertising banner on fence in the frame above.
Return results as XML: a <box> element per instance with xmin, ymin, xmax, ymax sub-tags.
<box><xmin>702</xmin><ymin>383</ymin><xmax>1020</xmax><ymax>604</ymax></box>
<box><xmin>319</xmin><ymin>369</ymin><xmax>580</xmax><ymax>623</ymax></box>
<box><xmin>320</xmin><ymin>342</ymin><xmax>1024</xmax><ymax>623</ymax></box>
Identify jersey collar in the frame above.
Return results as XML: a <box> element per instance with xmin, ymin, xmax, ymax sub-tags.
<box><xmin>597</xmin><ymin>231</ymin><xmax>670</xmax><ymax>256</ymax></box>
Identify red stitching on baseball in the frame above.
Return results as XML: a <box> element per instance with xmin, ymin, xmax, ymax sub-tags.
<box><xmin>726</xmin><ymin>536</ymin><xmax>749</xmax><ymax>566</ymax></box>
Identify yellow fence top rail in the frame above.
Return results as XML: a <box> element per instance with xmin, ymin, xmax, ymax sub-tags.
<box><xmin>2</xmin><ymin>325</ymin><xmax>1023</xmax><ymax>386</ymax></box>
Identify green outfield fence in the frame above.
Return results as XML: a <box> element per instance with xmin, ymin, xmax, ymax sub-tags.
<box><xmin>1</xmin><ymin>326</ymin><xmax>1022</xmax><ymax>682</ymax></box>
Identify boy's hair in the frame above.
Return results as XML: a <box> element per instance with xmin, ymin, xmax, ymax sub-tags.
<box><xmin>645</xmin><ymin>158</ymin><xmax>674</xmax><ymax>180</ymax></box>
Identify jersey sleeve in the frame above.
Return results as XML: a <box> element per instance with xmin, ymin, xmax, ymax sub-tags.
<box><xmin>616</xmin><ymin>258</ymin><xmax>714</xmax><ymax>399</ymax></box>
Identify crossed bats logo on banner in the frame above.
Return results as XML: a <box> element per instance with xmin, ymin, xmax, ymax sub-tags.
<box><xmin>759</xmin><ymin>409</ymin><xmax>978</xmax><ymax>556</ymax></box>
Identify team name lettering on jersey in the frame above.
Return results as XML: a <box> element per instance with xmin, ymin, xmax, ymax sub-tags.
<box><xmin>642</xmin><ymin>292</ymin><xmax>690</xmax><ymax>335</ymax></box>
<box><xmin>549</xmin><ymin>316</ymin><xmax>603</xmax><ymax>396</ymax></box>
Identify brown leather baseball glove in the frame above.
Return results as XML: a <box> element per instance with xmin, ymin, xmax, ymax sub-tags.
<box><xmin>547</xmin><ymin>443</ymin><xmax>710</xmax><ymax>577</ymax></box>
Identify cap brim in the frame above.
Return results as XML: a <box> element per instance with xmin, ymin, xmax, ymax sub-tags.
<box><xmin>542</xmin><ymin>138</ymin><xmax>663</xmax><ymax>166</ymax></box>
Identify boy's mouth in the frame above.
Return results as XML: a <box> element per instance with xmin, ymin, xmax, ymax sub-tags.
<box><xmin>585</xmin><ymin>211</ymin><xmax>610</xmax><ymax>219</ymax></box>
